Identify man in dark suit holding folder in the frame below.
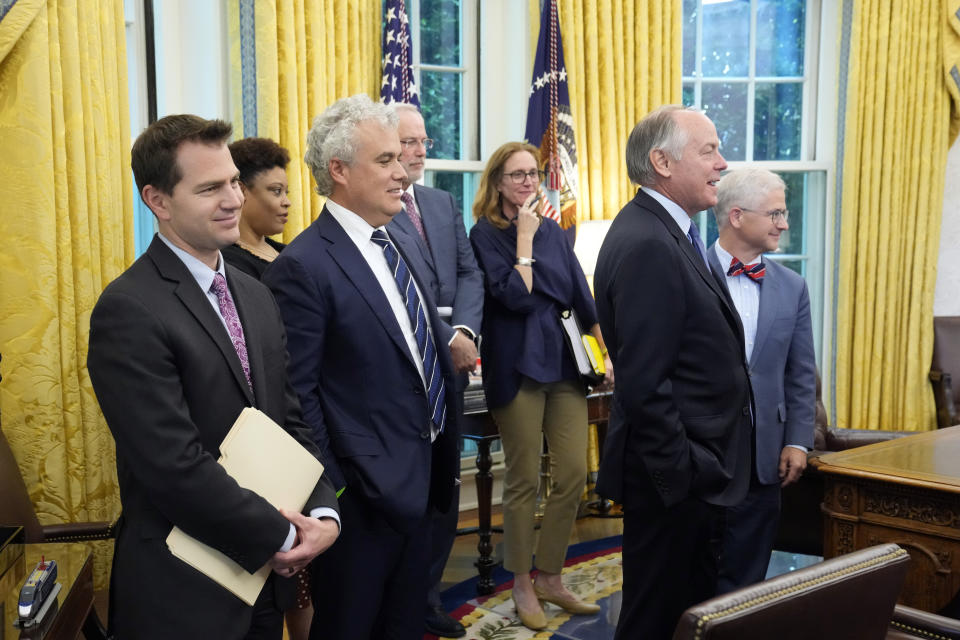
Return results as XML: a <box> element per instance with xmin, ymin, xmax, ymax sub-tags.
<box><xmin>263</xmin><ymin>94</ymin><xmax>459</xmax><ymax>640</ymax></box>
<box><xmin>87</xmin><ymin>114</ymin><xmax>340</xmax><ymax>640</ymax></box>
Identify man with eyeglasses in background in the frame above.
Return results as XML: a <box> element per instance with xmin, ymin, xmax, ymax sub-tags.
<box><xmin>386</xmin><ymin>102</ymin><xmax>483</xmax><ymax>639</ymax></box>
<box><xmin>708</xmin><ymin>166</ymin><xmax>816</xmax><ymax>594</ymax></box>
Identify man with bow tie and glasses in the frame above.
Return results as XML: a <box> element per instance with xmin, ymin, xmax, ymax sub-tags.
<box><xmin>708</xmin><ymin>166</ymin><xmax>817</xmax><ymax>594</ymax></box>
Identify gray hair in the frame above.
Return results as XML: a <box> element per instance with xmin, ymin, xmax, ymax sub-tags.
<box><xmin>391</xmin><ymin>102</ymin><xmax>422</xmax><ymax>118</ymax></box>
<box><xmin>625</xmin><ymin>105</ymin><xmax>698</xmax><ymax>186</ymax></box>
<box><xmin>304</xmin><ymin>94</ymin><xmax>398</xmax><ymax>196</ymax></box>
<box><xmin>714</xmin><ymin>167</ymin><xmax>786</xmax><ymax>228</ymax></box>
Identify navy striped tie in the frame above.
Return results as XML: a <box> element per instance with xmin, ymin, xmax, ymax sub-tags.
<box><xmin>371</xmin><ymin>229</ymin><xmax>446</xmax><ymax>434</ymax></box>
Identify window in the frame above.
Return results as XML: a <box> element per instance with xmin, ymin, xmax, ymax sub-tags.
<box><xmin>682</xmin><ymin>0</ymin><xmax>809</xmax><ymax>162</ymax></box>
<box><xmin>406</xmin><ymin>0</ymin><xmax>484</xmax><ymax>228</ymax></box>
<box><xmin>125</xmin><ymin>0</ymin><xmax>157</xmax><ymax>256</ymax></box>
<box><xmin>683</xmin><ymin>0</ymin><xmax>827</xmax><ymax>358</ymax></box>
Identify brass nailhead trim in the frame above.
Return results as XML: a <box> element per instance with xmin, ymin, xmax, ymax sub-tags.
<box><xmin>692</xmin><ymin>549</ymin><xmax>909</xmax><ymax>640</ymax></box>
<box><xmin>889</xmin><ymin>620</ymin><xmax>951</xmax><ymax>640</ymax></box>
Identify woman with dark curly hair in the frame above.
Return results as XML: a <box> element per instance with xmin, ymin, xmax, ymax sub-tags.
<box><xmin>469</xmin><ymin>141</ymin><xmax>612</xmax><ymax>630</ymax></box>
<box><xmin>223</xmin><ymin>137</ymin><xmax>291</xmax><ymax>278</ymax></box>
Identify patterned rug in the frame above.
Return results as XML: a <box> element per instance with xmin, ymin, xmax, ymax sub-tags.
<box><xmin>428</xmin><ymin>536</ymin><xmax>624</xmax><ymax>640</ymax></box>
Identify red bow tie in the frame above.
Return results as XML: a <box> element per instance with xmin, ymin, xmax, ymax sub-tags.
<box><xmin>727</xmin><ymin>257</ymin><xmax>765</xmax><ymax>281</ymax></box>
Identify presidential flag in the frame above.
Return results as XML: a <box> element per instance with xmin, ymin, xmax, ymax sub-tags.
<box><xmin>524</xmin><ymin>0</ymin><xmax>578</xmax><ymax>233</ymax></box>
<box><xmin>380</xmin><ymin>0</ymin><xmax>420</xmax><ymax>107</ymax></box>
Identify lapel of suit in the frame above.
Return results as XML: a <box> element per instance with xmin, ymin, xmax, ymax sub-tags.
<box><xmin>750</xmin><ymin>260</ymin><xmax>779</xmax><ymax>368</ymax></box>
<box><xmin>707</xmin><ymin>242</ymin><xmax>733</xmax><ymax>301</ymax></box>
<box><xmin>147</xmin><ymin>237</ymin><xmax>256</xmax><ymax>405</ymax></box>
<box><xmin>409</xmin><ymin>185</ymin><xmax>440</xmax><ymax>276</ymax></box>
<box><xmin>228</xmin><ymin>269</ymin><xmax>267</xmax><ymax>407</ymax></box>
<box><xmin>637</xmin><ymin>192</ymin><xmax>747</xmax><ymax>348</ymax></box>
<box><xmin>640</xmin><ymin>192</ymin><xmax>730</xmax><ymax>306</ymax></box>
<box><xmin>316</xmin><ymin>210</ymin><xmax>418</xmax><ymax>367</ymax></box>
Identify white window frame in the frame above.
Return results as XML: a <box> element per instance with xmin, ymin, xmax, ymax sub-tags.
<box><xmin>408</xmin><ymin>0</ymin><xmax>480</xmax><ymax>168</ymax></box>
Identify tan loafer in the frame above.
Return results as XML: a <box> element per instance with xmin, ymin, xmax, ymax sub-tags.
<box><xmin>512</xmin><ymin>595</ymin><xmax>548</xmax><ymax>630</ymax></box>
<box><xmin>534</xmin><ymin>585</ymin><xmax>601</xmax><ymax>615</ymax></box>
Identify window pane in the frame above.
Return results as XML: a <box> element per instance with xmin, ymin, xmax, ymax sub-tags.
<box><xmin>424</xmin><ymin>170</ymin><xmax>481</xmax><ymax>231</ymax></box>
<box><xmin>704</xmin><ymin>207</ymin><xmax>719</xmax><ymax>247</ymax></box>
<box><xmin>756</xmin><ymin>0</ymin><xmax>805</xmax><ymax>77</ymax></box>
<box><xmin>754</xmin><ymin>82</ymin><xmax>802</xmax><ymax>160</ymax></box>
<box><xmin>418</xmin><ymin>0</ymin><xmax>461</xmax><ymax>66</ymax></box>
<box><xmin>701</xmin><ymin>0</ymin><xmax>750</xmax><ymax>77</ymax></box>
<box><xmin>777</xmin><ymin>171</ymin><xmax>806</xmax><ymax>256</ymax></box>
<box><xmin>682</xmin><ymin>83</ymin><xmax>695</xmax><ymax>107</ymax></box>
<box><xmin>421</xmin><ymin>71</ymin><xmax>461</xmax><ymax>159</ymax></box>
<box><xmin>702</xmin><ymin>82</ymin><xmax>748</xmax><ymax>161</ymax></box>
<box><xmin>683</xmin><ymin>0</ymin><xmax>698</xmax><ymax>76</ymax></box>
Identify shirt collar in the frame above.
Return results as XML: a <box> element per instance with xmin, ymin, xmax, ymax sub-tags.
<box><xmin>641</xmin><ymin>186</ymin><xmax>692</xmax><ymax>234</ymax></box>
<box><xmin>714</xmin><ymin>240</ymin><xmax>735</xmax><ymax>269</ymax></box>
<box><xmin>716</xmin><ymin>239</ymin><xmax>763</xmax><ymax>269</ymax></box>
<box><xmin>325</xmin><ymin>198</ymin><xmax>386</xmax><ymax>244</ymax></box>
<box><xmin>157</xmin><ymin>232</ymin><xmax>225</xmax><ymax>293</ymax></box>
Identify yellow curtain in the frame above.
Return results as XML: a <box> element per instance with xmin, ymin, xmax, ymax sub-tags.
<box><xmin>227</xmin><ymin>0</ymin><xmax>381</xmax><ymax>240</ymax></box>
<box><xmin>530</xmin><ymin>0</ymin><xmax>682</xmax><ymax>222</ymax></box>
<box><xmin>832</xmin><ymin>0</ymin><xmax>960</xmax><ymax>431</ymax></box>
<box><xmin>0</xmin><ymin>0</ymin><xmax>132</xmax><ymax>584</ymax></box>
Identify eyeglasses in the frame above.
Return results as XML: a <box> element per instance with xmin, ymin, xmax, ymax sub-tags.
<box><xmin>504</xmin><ymin>169</ymin><xmax>545</xmax><ymax>184</ymax></box>
<box><xmin>741</xmin><ymin>207</ymin><xmax>789</xmax><ymax>223</ymax></box>
<box><xmin>399</xmin><ymin>138</ymin><xmax>434</xmax><ymax>150</ymax></box>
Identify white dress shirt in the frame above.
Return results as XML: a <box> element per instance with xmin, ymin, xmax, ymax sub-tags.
<box><xmin>714</xmin><ymin>241</ymin><xmax>760</xmax><ymax>362</ymax></box>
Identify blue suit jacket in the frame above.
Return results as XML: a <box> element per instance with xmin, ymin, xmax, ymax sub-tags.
<box><xmin>387</xmin><ymin>184</ymin><xmax>483</xmax><ymax>344</ymax></box>
<box><xmin>263</xmin><ymin>208</ymin><xmax>459</xmax><ymax>531</ymax></box>
<box><xmin>708</xmin><ymin>242</ymin><xmax>817</xmax><ymax>485</ymax></box>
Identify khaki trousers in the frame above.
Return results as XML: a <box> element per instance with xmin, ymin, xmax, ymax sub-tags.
<box><xmin>491</xmin><ymin>377</ymin><xmax>588</xmax><ymax>574</ymax></box>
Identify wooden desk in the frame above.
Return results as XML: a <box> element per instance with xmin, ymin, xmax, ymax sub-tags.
<box><xmin>2</xmin><ymin>543</ymin><xmax>95</xmax><ymax>640</ymax></box>
<box><xmin>816</xmin><ymin>425</ymin><xmax>960</xmax><ymax>613</ymax></box>
<box><xmin>459</xmin><ymin>390</ymin><xmax>612</xmax><ymax>595</ymax></box>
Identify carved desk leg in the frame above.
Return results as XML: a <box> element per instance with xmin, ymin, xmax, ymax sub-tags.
<box><xmin>474</xmin><ymin>436</ymin><xmax>496</xmax><ymax>595</ymax></box>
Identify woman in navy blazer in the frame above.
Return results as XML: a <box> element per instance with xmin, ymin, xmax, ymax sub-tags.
<box><xmin>469</xmin><ymin>142</ymin><xmax>612</xmax><ymax>630</ymax></box>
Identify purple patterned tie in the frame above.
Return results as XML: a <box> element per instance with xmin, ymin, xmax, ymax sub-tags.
<box><xmin>210</xmin><ymin>273</ymin><xmax>252</xmax><ymax>390</ymax></box>
<box><xmin>401</xmin><ymin>192</ymin><xmax>429</xmax><ymax>247</ymax></box>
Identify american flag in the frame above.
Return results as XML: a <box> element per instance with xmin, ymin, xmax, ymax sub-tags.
<box><xmin>380</xmin><ymin>0</ymin><xmax>420</xmax><ymax>107</ymax></box>
<box><xmin>524</xmin><ymin>0</ymin><xmax>578</xmax><ymax>234</ymax></box>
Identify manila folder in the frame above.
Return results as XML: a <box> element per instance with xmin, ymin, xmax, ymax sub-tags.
<box><xmin>166</xmin><ymin>407</ymin><xmax>325</xmax><ymax>605</ymax></box>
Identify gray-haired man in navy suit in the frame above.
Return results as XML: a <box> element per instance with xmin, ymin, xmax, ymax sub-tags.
<box><xmin>708</xmin><ymin>167</ymin><xmax>817</xmax><ymax>593</ymax></box>
<box><xmin>386</xmin><ymin>103</ymin><xmax>483</xmax><ymax>638</ymax></box>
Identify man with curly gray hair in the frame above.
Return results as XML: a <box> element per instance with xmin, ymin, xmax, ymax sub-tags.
<box><xmin>264</xmin><ymin>93</ymin><xmax>460</xmax><ymax>640</ymax></box>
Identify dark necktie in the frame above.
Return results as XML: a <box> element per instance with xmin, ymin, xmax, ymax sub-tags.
<box><xmin>401</xmin><ymin>192</ymin><xmax>429</xmax><ymax>248</ymax></box>
<box><xmin>687</xmin><ymin>224</ymin><xmax>709</xmax><ymax>267</ymax></box>
<box><xmin>210</xmin><ymin>273</ymin><xmax>253</xmax><ymax>390</ymax></box>
<box><xmin>727</xmin><ymin>256</ymin><xmax>766</xmax><ymax>281</ymax></box>
<box><xmin>370</xmin><ymin>229</ymin><xmax>446</xmax><ymax>434</ymax></box>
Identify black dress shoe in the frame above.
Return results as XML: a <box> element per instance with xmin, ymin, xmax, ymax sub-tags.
<box><xmin>425</xmin><ymin>605</ymin><xmax>466</xmax><ymax>638</ymax></box>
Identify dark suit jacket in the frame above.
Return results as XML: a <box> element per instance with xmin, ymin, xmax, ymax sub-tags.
<box><xmin>87</xmin><ymin>236</ymin><xmax>338</xmax><ymax>640</ymax></box>
<box><xmin>708</xmin><ymin>243</ymin><xmax>816</xmax><ymax>485</ymax></box>
<box><xmin>263</xmin><ymin>207</ymin><xmax>459</xmax><ymax>532</ymax></box>
<box><xmin>594</xmin><ymin>189</ymin><xmax>753</xmax><ymax>509</ymax></box>
<box><xmin>387</xmin><ymin>184</ymin><xmax>483</xmax><ymax>344</ymax></box>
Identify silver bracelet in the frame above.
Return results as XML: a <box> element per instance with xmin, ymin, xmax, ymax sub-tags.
<box><xmin>516</xmin><ymin>256</ymin><xmax>536</xmax><ymax>267</ymax></box>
